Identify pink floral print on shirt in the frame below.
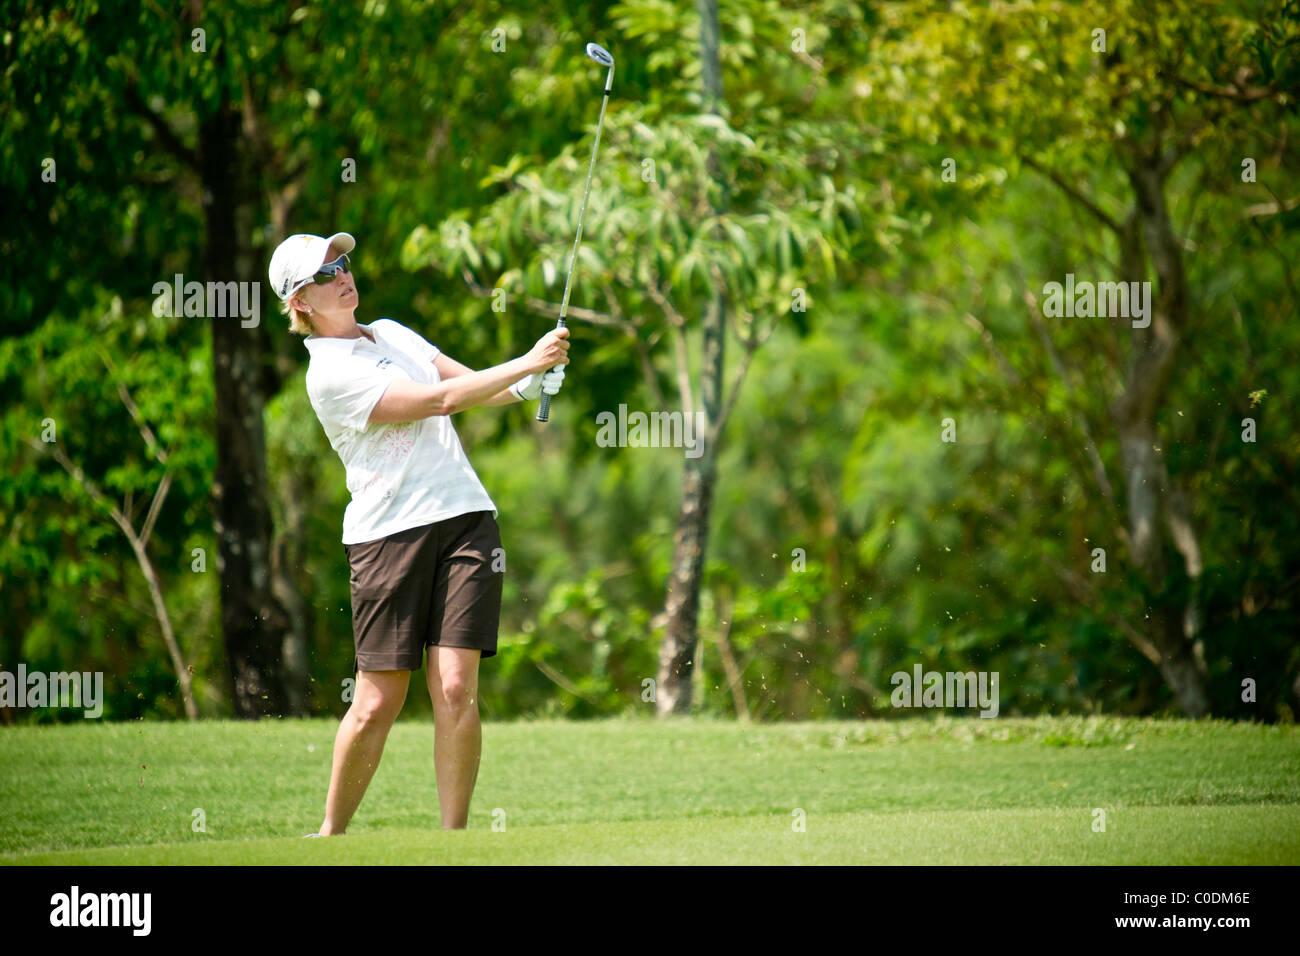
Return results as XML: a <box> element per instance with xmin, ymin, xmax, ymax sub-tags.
<box><xmin>379</xmin><ymin>422</ymin><xmax>416</xmax><ymax>462</ymax></box>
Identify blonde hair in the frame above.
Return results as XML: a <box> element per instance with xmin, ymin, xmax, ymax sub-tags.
<box><xmin>282</xmin><ymin>288</ymin><xmax>315</xmax><ymax>336</ymax></box>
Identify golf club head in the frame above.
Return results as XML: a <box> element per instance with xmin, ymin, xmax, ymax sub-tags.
<box><xmin>586</xmin><ymin>43</ymin><xmax>614</xmax><ymax>67</ymax></box>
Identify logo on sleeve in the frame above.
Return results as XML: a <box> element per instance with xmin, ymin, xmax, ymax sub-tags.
<box><xmin>376</xmin><ymin>357</ymin><xmax>393</xmax><ymax>369</ymax></box>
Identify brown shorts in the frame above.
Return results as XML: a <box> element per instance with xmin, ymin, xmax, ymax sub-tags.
<box><xmin>344</xmin><ymin>510</ymin><xmax>503</xmax><ymax>671</ymax></box>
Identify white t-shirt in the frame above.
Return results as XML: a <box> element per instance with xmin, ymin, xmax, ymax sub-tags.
<box><xmin>304</xmin><ymin>318</ymin><xmax>498</xmax><ymax>545</ymax></box>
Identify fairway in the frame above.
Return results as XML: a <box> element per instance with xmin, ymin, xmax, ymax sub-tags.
<box><xmin>2</xmin><ymin>716</ymin><xmax>1297</xmax><ymax>865</ymax></box>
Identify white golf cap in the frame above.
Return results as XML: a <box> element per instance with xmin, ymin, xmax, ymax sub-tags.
<box><xmin>268</xmin><ymin>232</ymin><xmax>356</xmax><ymax>301</ymax></box>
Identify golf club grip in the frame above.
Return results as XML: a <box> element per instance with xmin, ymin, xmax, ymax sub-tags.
<box><xmin>536</xmin><ymin>385</ymin><xmax>554</xmax><ymax>422</ymax></box>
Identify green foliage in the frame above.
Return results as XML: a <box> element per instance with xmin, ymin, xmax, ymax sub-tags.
<box><xmin>2</xmin><ymin>0</ymin><xmax>1297</xmax><ymax>722</ymax></box>
<box><xmin>0</xmin><ymin>295</ymin><xmax>216</xmax><ymax>719</ymax></box>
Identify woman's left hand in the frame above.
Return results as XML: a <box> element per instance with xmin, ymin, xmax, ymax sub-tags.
<box><xmin>539</xmin><ymin>366</ymin><xmax>565</xmax><ymax>395</ymax></box>
<box><xmin>511</xmin><ymin>366</ymin><xmax>566</xmax><ymax>401</ymax></box>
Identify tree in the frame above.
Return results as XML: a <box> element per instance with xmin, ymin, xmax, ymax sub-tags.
<box><xmin>24</xmin><ymin>341</ymin><xmax>199</xmax><ymax>719</ymax></box>
<box><xmin>654</xmin><ymin>0</ymin><xmax>730</xmax><ymax>714</ymax></box>
<box><xmin>863</xmin><ymin>0</ymin><xmax>1300</xmax><ymax>715</ymax></box>
<box><xmin>406</xmin><ymin>0</ymin><xmax>870</xmax><ymax>714</ymax></box>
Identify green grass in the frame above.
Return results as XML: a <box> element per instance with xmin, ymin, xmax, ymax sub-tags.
<box><xmin>1</xmin><ymin>715</ymin><xmax>1297</xmax><ymax>864</ymax></box>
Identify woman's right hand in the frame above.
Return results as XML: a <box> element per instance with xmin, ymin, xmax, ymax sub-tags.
<box><xmin>526</xmin><ymin>327</ymin><xmax>571</xmax><ymax>373</ymax></box>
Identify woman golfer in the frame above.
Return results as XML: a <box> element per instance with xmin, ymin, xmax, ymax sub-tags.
<box><xmin>268</xmin><ymin>231</ymin><xmax>569</xmax><ymax>833</ymax></box>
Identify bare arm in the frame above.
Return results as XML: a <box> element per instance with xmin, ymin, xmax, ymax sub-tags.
<box><xmin>433</xmin><ymin>353</ymin><xmax>521</xmax><ymax>408</ymax></box>
<box><xmin>368</xmin><ymin>327</ymin><xmax>570</xmax><ymax>424</ymax></box>
<box><xmin>479</xmin><ymin>388</ymin><xmax>524</xmax><ymax>407</ymax></box>
<box><xmin>368</xmin><ymin>356</ymin><xmax>534</xmax><ymax>423</ymax></box>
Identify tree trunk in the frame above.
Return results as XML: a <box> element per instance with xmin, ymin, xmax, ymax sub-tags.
<box><xmin>1110</xmin><ymin>158</ymin><xmax>1209</xmax><ymax>717</ymax></box>
<box><xmin>272</xmin><ymin>472</ymin><xmax>314</xmax><ymax>716</ymax></box>
<box><xmin>656</xmin><ymin>452</ymin><xmax>721</xmax><ymax>713</ymax></box>
<box><xmin>201</xmin><ymin>91</ymin><xmax>292</xmax><ymax>718</ymax></box>
<box><xmin>655</xmin><ymin>0</ymin><xmax>727</xmax><ymax>715</ymax></box>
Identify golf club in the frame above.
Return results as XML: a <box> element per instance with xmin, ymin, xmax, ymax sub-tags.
<box><xmin>537</xmin><ymin>42</ymin><xmax>615</xmax><ymax>423</ymax></box>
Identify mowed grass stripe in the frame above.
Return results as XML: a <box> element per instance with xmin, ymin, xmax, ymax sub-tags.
<box><xmin>5</xmin><ymin>805</ymin><xmax>1298</xmax><ymax>866</ymax></box>
<box><xmin>1</xmin><ymin>717</ymin><xmax>1297</xmax><ymax>857</ymax></box>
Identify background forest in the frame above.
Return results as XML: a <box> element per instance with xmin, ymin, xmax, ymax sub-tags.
<box><xmin>2</xmin><ymin>0</ymin><xmax>1297</xmax><ymax>724</ymax></box>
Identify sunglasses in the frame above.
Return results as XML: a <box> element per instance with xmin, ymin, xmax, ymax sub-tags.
<box><xmin>312</xmin><ymin>253</ymin><xmax>351</xmax><ymax>284</ymax></box>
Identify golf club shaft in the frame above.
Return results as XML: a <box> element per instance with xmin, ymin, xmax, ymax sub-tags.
<box><xmin>537</xmin><ymin>62</ymin><xmax>613</xmax><ymax>423</ymax></box>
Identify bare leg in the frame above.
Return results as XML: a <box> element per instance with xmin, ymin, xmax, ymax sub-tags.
<box><xmin>427</xmin><ymin>646</ymin><xmax>482</xmax><ymax>829</ymax></box>
<box><xmin>319</xmin><ymin>670</ymin><xmax>410</xmax><ymax>835</ymax></box>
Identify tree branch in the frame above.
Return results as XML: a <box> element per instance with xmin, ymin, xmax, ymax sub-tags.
<box><xmin>710</xmin><ymin>313</ymin><xmax>776</xmax><ymax>449</ymax></box>
<box><xmin>123</xmin><ymin>81</ymin><xmax>199</xmax><ymax>170</ymax></box>
<box><xmin>1174</xmin><ymin>74</ymin><xmax>1282</xmax><ymax>102</ymax></box>
<box><xmin>1018</xmin><ymin>154</ymin><xmax>1122</xmax><ymax>234</ymax></box>
<box><xmin>600</xmin><ymin>284</ymin><xmax>667</xmax><ymax>410</ymax></box>
<box><xmin>99</xmin><ymin>351</ymin><xmax>173</xmax><ymax>547</ymax></box>
<box><xmin>1242</xmin><ymin>195</ymin><xmax>1300</xmax><ymax>219</ymax></box>
<box><xmin>461</xmin><ymin>268</ymin><xmax>622</xmax><ymax>327</ymax></box>
<box><xmin>709</xmin><ymin>591</ymin><xmax>751</xmax><ymax>721</ymax></box>
<box><xmin>644</xmin><ymin>280</ymin><xmax>696</xmax><ymax>416</ymax></box>
<box><xmin>986</xmin><ymin>504</ymin><xmax>1161</xmax><ymax>666</ymax></box>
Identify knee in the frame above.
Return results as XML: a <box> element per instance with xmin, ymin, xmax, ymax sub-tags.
<box><xmin>352</xmin><ymin>694</ymin><xmax>403</xmax><ymax>730</ymax></box>
<box><xmin>435</xmin><ymin>678</ymin><xmax>477</xmax><ymax>715</ymax></box>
